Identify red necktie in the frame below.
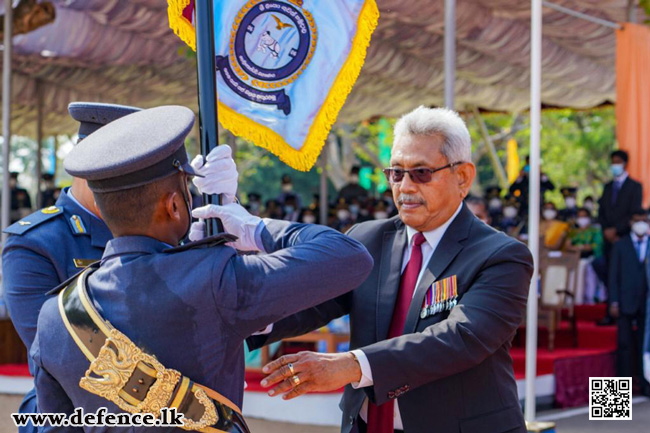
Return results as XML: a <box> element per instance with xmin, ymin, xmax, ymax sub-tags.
<box><xmin>366</xmin><ymin>232</ymin><xmax>426</xmax><ymax>433</ymax></box>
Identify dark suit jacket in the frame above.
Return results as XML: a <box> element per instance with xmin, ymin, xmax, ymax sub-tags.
<box><xmin>598</xmin><ymin>177</ymin><xmax>643</xmax><ymax>236</ymax></box>
<box><xmin>609</xmin><ymin>235</ymin><xmax>649</xmax><ymax>316</ymax></box>
<box><xmin>249</xmin><ymin>205</ymin><xmax>533</xmax><ymax>433</ymax></box>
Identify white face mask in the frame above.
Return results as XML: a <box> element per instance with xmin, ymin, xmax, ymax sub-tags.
<box><xmin>503</xmin><ymin>207</ymin><xmax>517</xmax><ymax>219</ymax></box>
<box><xmin>349</xmin><ymin>204</ymin><xmax>360</xmax><ymax>215</ymax></box>
<box><xmin>374</xmin><ymin>211</ymin><xmax>388</xmax><ymax>219</ymax></box>
<box><xmin>281</xmin><ymin>184</ymin><xmax>293</xmax><ymax>192</ymax></box>
<box><xmin>302</xmin><ymin>215</ymin><xmax>316</xmax><ymax>224</ymax></box>
<box><xmin>632</xmin><ymin>221</ymin><xmax>649</xmax><ymax>237</ymax></box>
<box><xmin>542</xmin><ymin>209</ymin><xmax>557</xmax><ymax>221</ymax></box>
<box><xmin>337</xmin><ymin>210</ymin><xmax>350</xmax><ymax>221</ymax></box>
<box><xmin>565</xmin><ymin>197</ymin><xmax>576</xmax><ymax>208</ymax></box>
<box><xmin>583</xmin><ymin>201</ymin><xmax>594</xmax><ymax>211</ymax></box>
<box><xmin>576</xmin><ymin>217</ymin><xmax>591</xmax><ymax>229</ymax></box>
<box><xmin>489</xmin><ymin>198</ymin><xmax>502</xmax><ymax>210</ymax></box>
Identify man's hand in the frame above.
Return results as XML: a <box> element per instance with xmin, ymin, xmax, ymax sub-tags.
<box><xmin>609</xmin><ymin>302</ymin><xmax>620</xmax><ymax>319</ymax></box>
<box><xmin>192</xmin><ymin>203</ymin><xmax>262</xmax><ymax>251</ymax></box>
<box><xmin>603</xmin><ymin>227</ymin><xmax>618</xmax><ymax>243</ymax></box>
<box><xmin>191</xmin><ymin>145</ymin><xmax>238</xmax><ymax>204</ymax></box>
<box><xmin>261</xmin><ymin>352</ymin><xmax>361</xmax><ymax>400</ymax></box>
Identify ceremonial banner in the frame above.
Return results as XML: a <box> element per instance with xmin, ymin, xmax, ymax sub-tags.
<box><xmin>169</xmin><ymin>0</ymin><xmax>379</xmax><ymax>171</ymax></box>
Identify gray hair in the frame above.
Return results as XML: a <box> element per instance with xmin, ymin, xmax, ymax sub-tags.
<box><xmin>393</xmin><ymin>106</ymin><xmax>472</xmax><ymax>163</ymax></box>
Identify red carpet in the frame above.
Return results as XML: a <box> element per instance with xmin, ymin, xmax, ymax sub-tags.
<box><xmin>512</xmin><ymin>303</ymin><xmax>617</xmax><ymax>408</ymax></box>
<box><xmin>0</xmin><ymin>363</ymin><xmax>30</xmax><ymax>377</ymax></box>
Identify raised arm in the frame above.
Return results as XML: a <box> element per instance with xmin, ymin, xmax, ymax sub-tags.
<box><xmin>198</xmin><ymin>204</ymin><xmax>373</xmax><ymax>338</ymax></box>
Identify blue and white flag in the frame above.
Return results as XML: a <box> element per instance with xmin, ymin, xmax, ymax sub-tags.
<box><xmin>169</xmin><ymin>0</ymin><xmax>379</xmax><ymax>171</ymax></box>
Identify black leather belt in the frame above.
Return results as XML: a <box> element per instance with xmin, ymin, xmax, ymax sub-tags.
<box><xmin>58</xmin><ymin>265</ymin><xmax>250</xmax><ymax>433</ymax></box>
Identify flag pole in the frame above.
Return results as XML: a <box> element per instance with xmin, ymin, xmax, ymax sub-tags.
<box><xmin>194</xmin><ymin>0</ymin><xmax>223</xmax><ymax>235</ymax></box>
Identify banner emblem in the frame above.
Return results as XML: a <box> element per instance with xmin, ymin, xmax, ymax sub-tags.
<box><xmin>216</xmin><ymin>0</ymin><xmax>317</xmax><ymax>116</ymax></box>
<box><xmin>168</xmin><ymin>0</ymin><xmax>379</xmax><ymax>171</ymax></box>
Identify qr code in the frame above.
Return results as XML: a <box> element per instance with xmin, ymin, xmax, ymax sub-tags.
<box><xmin>589</xmin><ymin>377</ymin><xmax>632</xmax><ymax>420</ymax></box>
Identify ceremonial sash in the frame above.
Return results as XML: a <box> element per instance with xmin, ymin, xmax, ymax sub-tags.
<box><xmin>58</xmin><ymin>267</ymin><xmax>249</xmax><ymax>433</ymax></box>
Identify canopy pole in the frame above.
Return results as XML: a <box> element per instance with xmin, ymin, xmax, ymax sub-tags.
<box><xmin>319</xmin><ymin>144</ymin><xmax>328</xmax><ymax>225</ymax></box>
<box><xmin>471</xmin><ymin>106</ymin><xmax>508</xmax><ymax>189</ymax></box>
<box><xmin>36</xmin><ymin>80</ymin><xmax>43</xmax><ymax>209</ymax></box>
<box><xmin>444</xmin><ymin>0</ymin><xmax>456</xmax><ymax>109</ymax></box>
<box><xmin>542</xmin><ymin>1</ymin><xmax>621</xmax><ymax>29</ymax></box>
<box><xmin>525</xmin><ymin>0</ymin><xmax>542</xmax><ymax>423</ymax></box>
<box><xmin>2</xmin><ymin>0</ymin><xmax>13</xmax><ymax>245</ymax></box>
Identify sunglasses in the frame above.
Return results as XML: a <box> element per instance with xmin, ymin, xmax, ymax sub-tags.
<box><xmin>383</xmin><ymin>162</ymin><xmax>464</xmax><ymax>184</ymax></box>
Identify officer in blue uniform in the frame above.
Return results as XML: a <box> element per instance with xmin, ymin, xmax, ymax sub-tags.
<box><xmin>2</xmin><ymin>103</ymin><xmax>141</xmax><ymax>432</ymax></box>
<box><xmin>31</xmin><ymin>105</ymin><xmax>373</xmax><ymax>432</ymax></box>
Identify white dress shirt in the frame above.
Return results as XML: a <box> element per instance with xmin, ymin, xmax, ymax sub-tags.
<box><xmin>631</xmin><ymin>233</ymin><xmax>648</xmax><ymax>262</ymax></box>
<box><xmin>351</xmin><ymin>203</ymin><xmax>463</xmax><ymax>430</ymax></box>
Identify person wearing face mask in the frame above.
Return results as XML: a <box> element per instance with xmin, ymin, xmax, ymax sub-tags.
<box><xmin>498</xmin><ymin>198</ymin><xmax>522</xmax><ymax>237</ymax></box>
<box><xmin>485</xmin><ymin>186</ymin><xmax>503</xmax><ymax>227</ymax></box>
<box><xmin>282</xmin><ymin>194</ymin><xmax>301</xmax><ymax>222</ymax></box>
<box><xmin>300</xmin><ymin>208</ymin><xmax>317</xmax><ymax>224</ymax></box>
<box><xmin>582</xmin><ymin>195</ymin><xmax>596</xmax><ymax>216</ymax></box>
<box><xmin>33</xmin><ymin>106</ymin><xmax>374</xmax><ymax>430</ymax></box>
<box><xmin>567</xmin><ymin>208</ymin><xmax>606</xmax><ymax>304</ymax></box>
<box><xmin>559</xmin><ymin>187</ymin><xmax>579</xmax><ymax>223</ymax></box>
<box><xmin>372</xmin><ymin>199</ymin><xmax>390</xmax><ymax>220</ymax></box>
<box><xmin>335</xmin><ymin>201</ymin><xmax>354</xmax><ymax>232</ymax></box>
<box><xmin>245</xmin><ymin>192</ymin><xmax>263</xmax><ymax>216</ymax></box>
<box><xmin>608</xmin><ymin>210</ymin><xmax>650</xmax><ymax>397</ymax></box>
<box><xmin>338</xmin><ymin>165</ymin><xmax>370</xmax><ymax>204</ymax></box>
<box><xmin>598</xmin><ymin>150</ymin><xmax>643</xmax><ymax>325</ymax></box>
<box><xmin>277</xmin><ymin>173</ymin><xmax>303</xmax><ymax>210</ymax></box>
<box><xmin>540</xmin><ymin>202</ymin><xmax>570</xmax><ymax>250</ymax></box>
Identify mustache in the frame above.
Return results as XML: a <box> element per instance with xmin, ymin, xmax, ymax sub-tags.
<box><xmin>397</xmin><ymin>194</ymin><xmax>425</xmax><ymax>205</ymax></box>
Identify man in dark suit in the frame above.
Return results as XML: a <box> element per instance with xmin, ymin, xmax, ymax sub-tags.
<box><xmin>598</xmin><ymin>150</ymin><xmax>643</xmax><ymax>325</ymax></box>
<box><xmin>252</xmin><ymin>106</ymin><xmax>534</xmax><ymax>433</ymax></box>
<box><xmin>609</xmin><ymin>209</ymin><xmax>650</xmax><ymax>396</ymax></box>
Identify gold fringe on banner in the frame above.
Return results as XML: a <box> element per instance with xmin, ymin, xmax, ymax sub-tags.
<box><xmin>167</xmin><ymin>0</ymin><xmax>196</xmax><ymax>51</ymax></box>
<box><xmin>168</xmin><ymin>0</ymin><xmax>380</xmax><ymax>172</ymax></box>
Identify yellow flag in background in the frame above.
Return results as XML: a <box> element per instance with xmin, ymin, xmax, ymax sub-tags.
<box><xmin>506</xmin><ymin>138</ymin><xmax>520</xmax><ymax>184</ymax></box>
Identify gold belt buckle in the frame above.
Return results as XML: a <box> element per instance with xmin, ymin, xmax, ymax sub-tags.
<box><xmin>79</xmin><ymin>328</ymin><xmax>218</xmax><ymax>429</ymax></box>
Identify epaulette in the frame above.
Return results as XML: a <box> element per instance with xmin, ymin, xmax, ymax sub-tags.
<box><xmin>163</xmin><ymin>233</ymin><xmax>238</xmax><ymax>253</ymax></box>
<box><xmin>3</xmin><ymin>206</ymin><xmax>64</xmax><ymax>236</ymax></box>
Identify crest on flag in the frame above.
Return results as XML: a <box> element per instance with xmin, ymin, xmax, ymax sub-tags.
<box><xmin>168</xmin><ymin>0</ymin><xmax>379</xmax><ymax>171</ymax></box>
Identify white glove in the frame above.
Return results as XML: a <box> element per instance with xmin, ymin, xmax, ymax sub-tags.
<box><xmin>191</xmin><ymin>145</ymin><xmax>238</xmax><ymax>204</ymax></box>
<box><xmin>192</xmin><ymin>203</ymin><xmax>262</xmax><ymax>252</ymax></box>
<box><xmin>188</xmin><ymin>220</ymin><xmax>206</xmax><ymax>242</ymax></box>
<box><xmin>644</xmin><ymin>353</ymin><xmax>650</xmax><ymax>384</ymax></box>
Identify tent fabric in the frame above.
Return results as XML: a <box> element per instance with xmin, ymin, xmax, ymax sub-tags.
<box><xmin>0</xmin><ymin>0</ymin><xmax>643</xmax><ymax>137</ymax></box>
<box><xmin>616</xmin><ymin>23</ymin><xmax>650</xmax><ymax>207</ymax></box>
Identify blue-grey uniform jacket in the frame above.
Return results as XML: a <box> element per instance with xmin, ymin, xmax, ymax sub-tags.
<box><xmin>3</xmin><ymin>188</ymin><xmax>111</xmax><ymax>364</ymax></box>
<box><xmin>3</xmin><ymin>188</ymin><xmax>111</xmax><ymax>433</ymax></box>
<box><xmin>31</xmin><ymin>219</ymin><xmax>373</xmax><ymax>432</ymax></box>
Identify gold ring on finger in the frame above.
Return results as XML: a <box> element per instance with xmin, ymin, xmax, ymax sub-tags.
<box><xmin>287</xmin><ymin>363</ymin><xmax>295</xmax><ymax>376</ymax></box>
<box><xmin>291</xmin><ymin>375</ymin><xmax>300</xmax><ymax>386</ymax></box>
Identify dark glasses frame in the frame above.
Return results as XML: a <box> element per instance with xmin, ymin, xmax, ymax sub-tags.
<box><xmin>383</xmin><ymin>162</ymin><xmax>464</xmax><ymax>184</ymax></box>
